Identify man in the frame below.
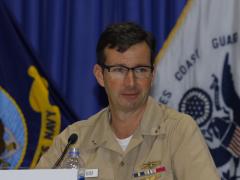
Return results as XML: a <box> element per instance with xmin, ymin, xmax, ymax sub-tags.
<box><xmin>36</xmin><ymin>22</ymin><xmax>219</xmax><ymax>179</ymax></box>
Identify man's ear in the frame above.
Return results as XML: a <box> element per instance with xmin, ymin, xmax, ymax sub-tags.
<box><xmin>93</xmin><ymin>64</ymin><xmax>105</xmax><ymax>87</ymax></box>
<box><xmin>151</xmin><ymin>65</ymin><xmax>156</xmax><ymax>87</ymax></box>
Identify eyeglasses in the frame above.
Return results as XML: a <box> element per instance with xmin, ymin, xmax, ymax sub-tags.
<box><xmin>101</xmin><ymin>64</ymin><xmax>154</xmax><ymax>79</ymax></box>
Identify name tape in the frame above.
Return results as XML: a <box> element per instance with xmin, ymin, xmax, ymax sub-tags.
<box><xmin>85</xmin><ymin>169</ymin><xmax>98</xmax><ymax>177</ymax></box>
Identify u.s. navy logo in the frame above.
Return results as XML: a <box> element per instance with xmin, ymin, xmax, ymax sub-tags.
<box><xmin>27</xmin><ymin>66</ymin><xmax>61</xmax><ymax>168</ymax></box>
<box><xmin>0</xmin><ymin>87</ymin><xmax>27</xmax><ymax>169</ymax></box>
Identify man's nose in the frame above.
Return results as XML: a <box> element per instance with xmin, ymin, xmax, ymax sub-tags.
<box><xmin>124</xmin><ymin>70</ymin><xmax>136</xmax><ymax>86</ymax></box>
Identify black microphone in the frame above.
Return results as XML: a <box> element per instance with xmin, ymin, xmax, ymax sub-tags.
<box><xmin>52</xmin><ymin>133</ymin><xmax>78</xmax><ymax>169</ymax></box>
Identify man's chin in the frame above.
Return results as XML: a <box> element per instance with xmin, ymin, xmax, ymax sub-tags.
<box><xmin>119</xmin><ymin>100</ymin><xmax>144</xmax><ymax>112</ymax></box>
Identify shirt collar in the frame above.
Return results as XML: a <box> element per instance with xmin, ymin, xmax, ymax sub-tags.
<box><xmin>139</xmin><ymin>96</ymin><xmax>167</xmax><ymax>136</ymax></box>
<box><xmin>81</xmin><ymin>107</ymin><xmax>117</xmax><ymax>151</ymax></box>
<box><xmin>83</xmin><ymin>96</ymin><xmax>167</xmax><ymax>151</ymax></box>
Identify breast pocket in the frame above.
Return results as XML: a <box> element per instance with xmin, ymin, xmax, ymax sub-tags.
<box><xmin>97</xmin><ymin>167</ymin><xmax>114</xmax><ymax>180</ymax></box>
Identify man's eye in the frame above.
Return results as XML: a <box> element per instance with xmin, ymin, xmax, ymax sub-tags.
<box><xmin>135</xmin><ymin>67</ymin><xmax>148</xmax><ymax>73</ymax></box>
<box><xmin>111</xmin><ymin>67</ymin><xmax>126</xmax><ymax>73</ymax></box>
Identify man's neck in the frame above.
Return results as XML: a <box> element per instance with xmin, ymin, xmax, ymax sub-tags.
<box><xmin>110</xmin><ymin>105</ymin><xmax>147</xmax><ymax>139</ymax></box>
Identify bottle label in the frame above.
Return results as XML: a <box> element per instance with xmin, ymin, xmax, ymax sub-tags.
<box><xmin>78</xmin><ymin>176</ymin><xmax>85</xmax><ymax>180</ymax></box>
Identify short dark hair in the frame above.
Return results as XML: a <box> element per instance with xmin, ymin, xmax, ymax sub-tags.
<box><xmin>96</xmin><ymin>22</ymin><xmax>156</xmax><ymax>66</ymax></box>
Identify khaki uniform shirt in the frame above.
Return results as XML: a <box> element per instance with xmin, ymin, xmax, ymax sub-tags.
<box><xmin>36</xmin><ymin>97</ymin><xmax>220</xmax><ymax>180</ymax></box>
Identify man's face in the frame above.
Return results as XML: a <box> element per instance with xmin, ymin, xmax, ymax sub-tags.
<box><xmin>94</xmin><ymin>42</ymin><xmax>154</xmax><ymax>112</ymax></box>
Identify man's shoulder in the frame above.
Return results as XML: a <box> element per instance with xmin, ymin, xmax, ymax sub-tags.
<box><xmin>148</xmin><ymin>96</ymin><xmax>195</xmax><ymax>124</ymax></box>
<box><xmin>142</xmin><ymin>97</ymin><xmax>197</xmax><ymax>135</ymax></box>
<box><xmin>149</xmin><ymin>102</ymin><xmax>201</xmax><ymax>148</ymax></box>
<box><xmin>157</xmin><ymin>103</ymin><xmax>199</xmax><ymax>136</ymax></box>
<box><xmin>58</xmin><ymin>107</ymin><xmax>109</xmax><ymax>144</ymax></box>
<box><xmin>148</xmin><ymin>97</ymin><xmax>197</xmax><ymax>132</ymax></box>
<box><xmin>68</xmin><ymin>107</ymin><xmax>109</xmax><ymax>131</ymax></box>
<box><xmin>162</xmin><ymin>104</ymin><xmax>193</xmax><ymax>122</ymax></box>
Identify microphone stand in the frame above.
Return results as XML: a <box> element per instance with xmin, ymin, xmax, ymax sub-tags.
<box><xmin>52</xmin><ymin>133</ymin><xmax>78</xmax><ymax>169</ymax></box>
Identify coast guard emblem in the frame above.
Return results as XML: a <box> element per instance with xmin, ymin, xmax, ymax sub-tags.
<box><xmin>179</xmin><ymin>53</ymin><xmax>240</xmax><ymax>179</ymax></box>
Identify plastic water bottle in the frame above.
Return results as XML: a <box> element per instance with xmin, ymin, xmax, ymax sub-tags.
<box><xmin>62</xmin><ymin>147</ymin><xmax>85</xmax><ymax>180</ymax></box>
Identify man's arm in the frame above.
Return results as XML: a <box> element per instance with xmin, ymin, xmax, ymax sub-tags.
<box><xmin>170</xmin><ymin>115</ymin><xmax>220</xmax><ymax>180</ymax></box>
<box><xmin>35</xmin><ymin>131</ymin><xmax>67</xmax><ymax>169</ymax></box>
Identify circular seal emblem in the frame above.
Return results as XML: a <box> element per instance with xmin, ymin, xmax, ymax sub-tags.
<box><xmin>0</xmin><ymin>87</ymin><xmax>27</xmax><ymax>169</ymax></box>
<box><xmin>178</xmin><ymin>87</ymin><xmax>213</xmax><ymax>127</ymax></box>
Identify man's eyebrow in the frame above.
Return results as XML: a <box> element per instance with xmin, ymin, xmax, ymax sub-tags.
<box><xmin>106</xmin><ymin>64</ymin><xmax>151</xmax><ymax>67</ymax></box>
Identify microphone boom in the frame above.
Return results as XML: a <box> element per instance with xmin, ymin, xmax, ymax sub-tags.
<box><xmin>52</xmin><ymin>133</ymin><xmax>78</xmax><ymax>169</ymax></box>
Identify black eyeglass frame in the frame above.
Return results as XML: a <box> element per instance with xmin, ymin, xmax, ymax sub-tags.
<box><xmin>101</xmin><ymin>64</ymin><xmax>154</xmax><ymax>73</ymax></box>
